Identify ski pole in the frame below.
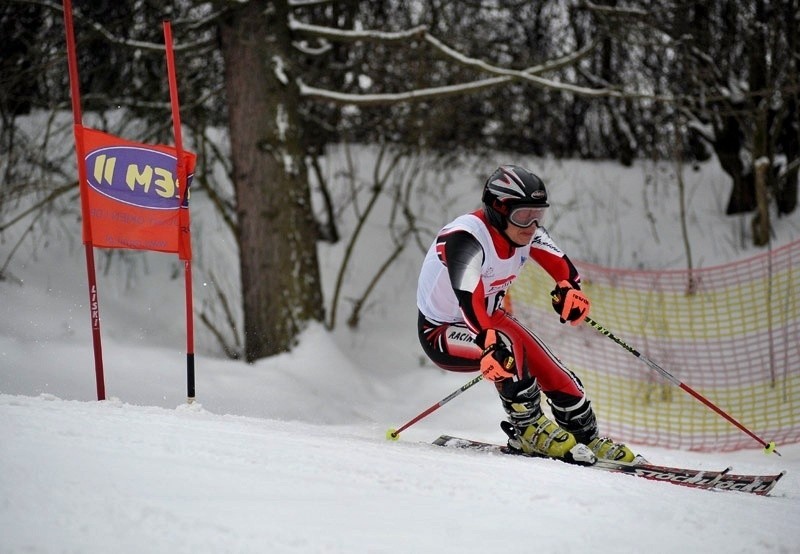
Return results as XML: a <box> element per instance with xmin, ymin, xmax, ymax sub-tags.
<box><xmin>583</xmin><ymin>316</ymin><xmax>780</xmax><ymax>456</ymax></box>
<box><xmin>386</xmin><ymin>374</ymin><xmax>484</xmax><ymax>440</ymax></box>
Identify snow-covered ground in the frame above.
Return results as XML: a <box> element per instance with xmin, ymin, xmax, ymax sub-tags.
<box><xmin>2</xmin><ymin>151</ymin><xmax>799</xmax><ymax>553</ymax></box>
<box><xmin>3</xmin><ymin>392</ymin><xmax>798</xmax><ymax>553</ymax></box>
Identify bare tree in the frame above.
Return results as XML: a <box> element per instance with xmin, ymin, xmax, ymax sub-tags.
<box><xmin>7</xmin><ymin>0</ymin><xmax>795</xmax><ymax>363</ymax></box>
<box><xmin>213</xmin><ymin>1</ymin><xmax>637</xmax><ymax>357</ymax></box>
<box><xmin>584</xmin><ymin>0</ymin><xmax>799</xmax><ymax>245</ymax></box>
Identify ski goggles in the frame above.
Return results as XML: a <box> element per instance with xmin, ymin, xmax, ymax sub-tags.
<box><xmin>507</xmin><ymin>206</ymin><xmax>547</xmax><ymax>228</ymax></box>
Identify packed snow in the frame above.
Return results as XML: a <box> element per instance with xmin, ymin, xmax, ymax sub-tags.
<box><xmin>2</xmin><ymin>151</ymin><xmax>799</xmax><ymax>553</ymax></box>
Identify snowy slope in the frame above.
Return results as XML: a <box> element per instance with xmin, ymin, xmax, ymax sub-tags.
<box><xmin>1</xmin><ymin>153</ymin><xmax>799</xmax><ymax>553</ymax></box>
<box><xmin>2</xmin><ymin>379</ymin><xmax>799</xmax><ymax>553</ymax></box>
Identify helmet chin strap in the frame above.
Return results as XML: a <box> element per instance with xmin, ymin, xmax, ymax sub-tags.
<box><xmin>494</xmin><ymin>218</ymin><xmax>528</xmax><ymax>248</ymax></box>
<box><xmin>503</xmin><ymin>231</ymin><xmax>527</xmax><ymax>248</ymax></box>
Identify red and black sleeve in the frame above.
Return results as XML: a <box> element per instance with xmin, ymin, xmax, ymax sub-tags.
<box><xmin>528</xmin><ymin>227</ymin><xmax>582</xmax><ymax>288</ymax></box>
<box><xmin>438</xmin><ymin>230</ymin><xmax>493</xmax><ymax>333</ymax></box>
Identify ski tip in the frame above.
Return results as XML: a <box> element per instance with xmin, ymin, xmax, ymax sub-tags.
<box><xmin>432</xmin><ymin>435</ymin><xmax>456</xmax><ymax>446</ymax></box>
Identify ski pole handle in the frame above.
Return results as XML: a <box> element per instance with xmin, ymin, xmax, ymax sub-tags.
<box><xmin>387</xmin><ymin>374</ymin><xmax>484</xmax><ymax>440</ymax></box>
<box><xmin>584</xmin><ymin>316</ymin><xmax>780</xmax><ymax>456</ymax></box>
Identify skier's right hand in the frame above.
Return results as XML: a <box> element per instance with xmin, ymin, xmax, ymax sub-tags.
<box><xmin>478</xmin><ymin>329</ymin><xmax>516</xmax><ymax>382</ymax></box>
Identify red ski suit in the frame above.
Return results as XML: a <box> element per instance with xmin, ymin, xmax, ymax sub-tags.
<box><xmin>416</xmin><ymin>209</ymin><xmax>585</xmax><ymax>400</ymax></box>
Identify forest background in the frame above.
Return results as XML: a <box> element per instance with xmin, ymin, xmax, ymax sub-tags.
<box><xmin>1</xmin><ymin>0</ymin><xmax>798</xmax><ymax>363</ymax></box>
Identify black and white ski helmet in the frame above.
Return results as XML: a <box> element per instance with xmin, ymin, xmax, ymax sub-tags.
<box><xmin>482</xmin><ymin>165</ymin><xmax>549</xmax><ymax>230</ymax></box>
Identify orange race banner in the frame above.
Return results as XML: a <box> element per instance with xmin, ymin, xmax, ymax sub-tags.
<box><xmin>79</xmin><ymin>126</ymin><xmax>196</xmax><ymax>258</ymax></box>
<box><xmin>64</xmin><ymin>0</ymin><xmax>198</xmax><ymax>401</ymax></box>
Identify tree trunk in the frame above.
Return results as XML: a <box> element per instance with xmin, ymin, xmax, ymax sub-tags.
<box><xmin>776</xmin><ymin>0</ymin><xmax>799</xmax><ymax>216</ymax></box>
<box><xmin>220</xmin><ymin>0</ymin><xmax>324</xmax><ymax>362</ymax></box>
<box><xmin>752</xmin><ymin>157</ymin><xmax>770</xmax><ymax>246</ymax></box>
<box><xmin>777</xmin><ymin>97</ymin><xmax>799</xmax><ymax>216</ymax></box>
<box><xmin>748</xmin><ymin>0</ymin><xmax>771</xmax><ymax>246</ymax></box>
<box><xmin>716</xmin><ymin>115</ymin><xmax>756</xmax><ymax>215</ymax></box>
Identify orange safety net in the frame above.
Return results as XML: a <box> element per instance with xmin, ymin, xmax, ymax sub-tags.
<box><xmin>510</xmin><ymin>239</ymin><xmax>800</xmax><ymax>451</ymax></box>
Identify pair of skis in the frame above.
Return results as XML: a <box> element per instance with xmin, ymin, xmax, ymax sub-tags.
<box><xmin>389</xmin><ymin>319</ymin><xmax>787</xmax><ymax>496</ymax></box>
<box><xmin>432</xmin><ymin>435</ymin><xmax>785</xmax><ymax>495</ymax></box>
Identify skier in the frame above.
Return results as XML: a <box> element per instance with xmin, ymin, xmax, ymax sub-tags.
<box><xmin>416</xmin><ymin>165</ymin><xmax>636</xmax><ymax>463</ymax></box>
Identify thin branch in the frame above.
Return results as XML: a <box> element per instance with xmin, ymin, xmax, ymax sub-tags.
<box><xmin>196</xmin><ymin>268</ymin><xmax>242</xmax><ymax>359</ymax></box>
<box><xmin>25</xmin><ymin>0</ymin><xmax>215</xmax><ymax>52</ymax></box>
<box><xmin>0</xmin><ymin>181</ymin><xmax>75</xmax><ymax>233</ymax></box>
<box><xmin>308</xmin><ymin>154</ymin><xmax>339</xmax><ymax>243</ymax></box>
<box><xmin>346</xmin><ymin>232</ymin><xmax>409</xmax><ymax>329</ymax></box>
<box><xmin>198</xmin><ymin>311</ymin><xmax>240</xmax><ymax>360</ymax></box>
<box><xmin>292</xmin><ymin>18</ymin><xmax>675</xmax><ymax>105</ymax></box>
<box><xmin>327</xmin><ymin>144</ymin><xmax>402</xmax><ymax>329</ymax></box>
<box><xmin>299</xmin><ymin>76</ymin><xmax>512</xmax><ymax>106</ymax></box>
<box><xmin>0</xmin><ymin>208</ymin><xmax>47</xmax><ymax>282</ymax></box>
<box><xmin>779</xmin><ymin>156</ymin><xmax>800</xmax><ymax>179</ymax></box>
<box><xmin>289</xmin><ymin>18</ymin><xmax>428</xmax><ymax>42</ymax></box>
<box><xmin>421</xmin><ymin>33</ymin><xmax>596</xmax><ymax>78</ymax></box>
<box><xmin>195</xmin><ymin>128</ymin><xmax>238</xmax><ymax>237</ymax></box>
<box><xmin>579</xmin><ymin>1</ymin><xmax>649</xmax><ymax>18</ymax></box>
<box><xmin>289</xmin><ymin>0</ymin><xmax>334</xmax><ymax>7</ymax></box>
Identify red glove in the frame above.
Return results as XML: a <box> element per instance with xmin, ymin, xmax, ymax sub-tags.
<box><xmin>551</xmin><ymin>280</ymin><xmax>590</xmax><ymax>326</ymax></box>
<box><xmin>478</xmin><ymin>329</ymin><xmax>516</xmax><ymax>382</ymax></box>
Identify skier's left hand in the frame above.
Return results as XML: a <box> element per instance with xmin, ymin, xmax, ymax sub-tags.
<box><xmin>551</xmin><ymin>280</ymin><xmax>590</xmax><ymax>326</ymax></box>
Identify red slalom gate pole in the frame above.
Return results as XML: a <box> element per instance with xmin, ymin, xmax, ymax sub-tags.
<box><xmin>386</xmin><ymin>374</ymin><xmax>484</xmax><ymax>440</ymax></box>
<box><xmin>63</xmin><ymin>0</ymin><xmax>106</xmax><ymax>400</ymax></box>
<box><xmin>163</xmin><ymin>21</ymin><xmax>196</xmax><ymax>403</ymax></box>
<box><xmin>584</xmin><ymin>316</ymin><xmax>780</xmax><ymax>456</ymax></box>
